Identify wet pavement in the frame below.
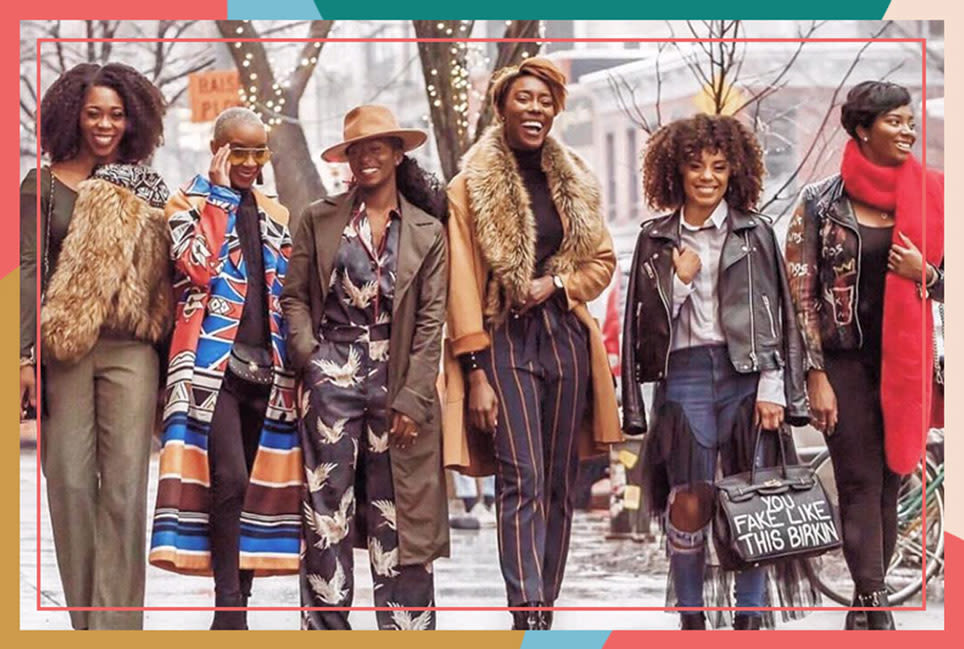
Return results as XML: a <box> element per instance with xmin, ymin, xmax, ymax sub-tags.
<box><xmin>19</xmin><ymin>448</ymin><xmax>944</xmax><ymax>630</ymax></box>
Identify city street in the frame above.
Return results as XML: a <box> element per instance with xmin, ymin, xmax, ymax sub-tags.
<box><xmin>19</xmin><ymin>444</ymin><xmax>944</xmax><ymax>631</ymax></box>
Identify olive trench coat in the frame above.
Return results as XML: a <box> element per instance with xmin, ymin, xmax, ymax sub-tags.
<box><xmin>281</xmin><ymin>188</ymin><xmax>450</xmax><ymax>565</ymax></box>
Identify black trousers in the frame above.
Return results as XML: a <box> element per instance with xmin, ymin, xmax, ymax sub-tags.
<box><xmin>480</xmin><ymin>298</ymin><xmax>590</xmax><ymax>606</ymax></box>
<box><xmin>208</xmin><ymin>369</ymin><xmax>270</xmax><ymax>603</ymax></box>
<box><xmin>824</xmin><ymin>350</ymin><xmax>900</xmax><ymax>594</ymax></box>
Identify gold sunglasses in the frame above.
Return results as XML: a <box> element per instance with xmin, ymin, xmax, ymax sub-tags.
<box><xmin>228</xmin><ymin>147</ymin><xmax>272</xmax><ymax>166</ymax></box>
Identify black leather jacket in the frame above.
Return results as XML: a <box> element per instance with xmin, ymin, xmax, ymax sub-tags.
<box><xmin>621</xmin><ymin>208</ymin><xmax>809</xmax><ymax>434</ymax></box>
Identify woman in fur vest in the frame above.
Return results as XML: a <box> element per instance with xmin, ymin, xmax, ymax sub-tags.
<box><xmin>19</xmin><ymin>62</ymin><xmax>172</xmax><ymax>630</ymax></box>
<box><xmin>785</xmin><ymin>81</ymin><xmax>944</xmax><ymax>630</ymax></box>
<box><xmin>444</xmin><ymin>57</ymin><xmax>621</xmax><ymax>630</ymax></box>
<box><xmin>148</xmin><ymin>107</ymin><xmax>299</xmax><ymax>631</ymax></box>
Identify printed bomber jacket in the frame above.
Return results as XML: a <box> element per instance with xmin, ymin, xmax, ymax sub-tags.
<box><xmin>784</xmin><ymin>174</ymin><xmax>944</xmax><ymax>372</ymax></box>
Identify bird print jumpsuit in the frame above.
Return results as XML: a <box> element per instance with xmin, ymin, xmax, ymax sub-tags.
<box><xmin>299</xmin><ymin>202</ymin><xmax>435</xmax><ymax>630</ymax></box>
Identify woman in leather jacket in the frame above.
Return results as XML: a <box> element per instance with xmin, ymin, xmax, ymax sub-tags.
<box><xmin>622</xmin><ymin>114</ymin><xmax>810</xmax><ymax>630</ymax></box>
<box><xmin>785</xmin><ymin>81</ymin><xmax>944</xmax><ymax>630</ymax></box>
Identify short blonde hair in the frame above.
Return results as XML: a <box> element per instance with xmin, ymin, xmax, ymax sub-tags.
<box><xmin>490</xmin><ymin>57</ymin><xmax>568</xmax><ymax>114</ymax></box>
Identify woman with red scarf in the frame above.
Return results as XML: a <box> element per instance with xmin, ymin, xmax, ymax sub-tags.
<box><xmin>785</xmin><ymin>81</ymin><xmax>944</xmax><ymax>630</ymax></box>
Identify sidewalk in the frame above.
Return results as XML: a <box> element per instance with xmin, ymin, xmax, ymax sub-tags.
<box><xmin>19</xmin><ymin>438</ymin><xmax>944</xmax><ymax>630</ymax></box>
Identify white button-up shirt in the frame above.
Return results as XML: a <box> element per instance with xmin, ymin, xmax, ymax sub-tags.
<box><xmin>670</xmin><ymin>200</ymin><xmax>785</xmax><ymax>406</ymax></box>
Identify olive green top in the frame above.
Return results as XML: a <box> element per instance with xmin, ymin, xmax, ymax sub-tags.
<box><xmin>20</xmin><ymin>167</ymin><xmax>77</xmax><ymax>359</ymax></box>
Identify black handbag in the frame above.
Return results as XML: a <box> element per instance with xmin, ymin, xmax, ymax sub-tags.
<box><xmin>228</xmin><ymin>342</ymin><xmax>274</xmax><ymax>385</ymax></box>
<box><xmin>713</xmin><ymin>426</ymin><xmax>842</xmax><ymax>571</ymax></box>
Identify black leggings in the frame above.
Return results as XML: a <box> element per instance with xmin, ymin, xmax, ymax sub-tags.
<box><xmin>208</xmin><ymin>370</ymin><xmax>270</xmax><ymax>603</ymax></box>
<box><xmin>824</xmin><ymin>351</ymin><xmax>900</xmax><ymax>594</ymax></box>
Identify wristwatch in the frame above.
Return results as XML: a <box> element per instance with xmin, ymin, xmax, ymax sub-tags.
<box><xmin>552</xmin><ymin>274</ymin><xmax>565</xmax><ymax>292</ymax></box>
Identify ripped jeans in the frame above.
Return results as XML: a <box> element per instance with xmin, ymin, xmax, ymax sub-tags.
<box><xmin>664</xmin><ymin>345</ymin><xmax>766</xmax><ymax>613</ymax></box>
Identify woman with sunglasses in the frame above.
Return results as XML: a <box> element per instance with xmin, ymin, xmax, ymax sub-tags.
<box><xmin>149</xmin><ymin>107</ymin><xmax>300</xmax><ymax>630</ymax></box>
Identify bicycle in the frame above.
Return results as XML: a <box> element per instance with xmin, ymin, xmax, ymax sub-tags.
<box><xmin>806</xmin><ymin>431</ymin><xmax>945</xmax><ymax>605</ymax></box>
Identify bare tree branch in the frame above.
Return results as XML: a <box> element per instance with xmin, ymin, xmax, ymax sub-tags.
<box><xmin>260</xmin><ymin>20</ymin><xmax>312</xmax><ymax>36</ymax></box>
<box><xmin>156</xmin><ymin>56</ymin><xmax>216</xmax><ymax>89</ymax></box>
<box><xmin>84</xmin><ymin>21</ymin><xmax>96</xmax><ymax>62</ymax></box>
<box><xmin>760</xmin><ymin>26</ymin><xmax>892</xmax><ymax>216</ymax></box>
<box><xmin>732</xmin><ymin>22</ymin><xmax>818</xmax><ymax>115</ymax></box>
<box><xmin>287</xmin><ymin>21</ymin><xmax>335</xmax><ymax>103</ymax></box>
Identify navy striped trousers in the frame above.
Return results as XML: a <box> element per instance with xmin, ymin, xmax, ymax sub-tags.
<box><xmin>480</xmin><ymin>297</ymin><xmax>590</xmax><ymax>605</ymax></box>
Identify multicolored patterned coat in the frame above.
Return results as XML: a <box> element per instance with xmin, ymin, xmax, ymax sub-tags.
<box><xmin>149</xmin><ymin>175</ymin><xmax>302</xmax><ymax>576</ymax></box>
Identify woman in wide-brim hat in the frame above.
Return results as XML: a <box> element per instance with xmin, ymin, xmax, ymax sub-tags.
<box><xmin>282</xmin><ymin>104</ymin><xmax>450</xmax><ymax>630</ymax></box>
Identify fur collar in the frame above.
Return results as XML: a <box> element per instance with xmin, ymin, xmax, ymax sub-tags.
<box><xmin>460</xmin><ymin>124</ymin><xmax>604</xmax><ymax>320</ymax></box>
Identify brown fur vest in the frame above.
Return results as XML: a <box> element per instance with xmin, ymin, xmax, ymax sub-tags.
<box><xmin>461</xmin><ymin>125</ymin><xmax>604</xmax><ymax>323</ymax></box>
<box><xmin>41</xmin><ymin>177</ymin><xmax>174</xmax><ymax>363</ymax></box>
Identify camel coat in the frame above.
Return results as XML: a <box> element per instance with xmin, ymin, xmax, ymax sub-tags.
<box><xmin>443</xmin><ymin>125</ymin><xmax>622</xmax><ymax>476</ymax></box>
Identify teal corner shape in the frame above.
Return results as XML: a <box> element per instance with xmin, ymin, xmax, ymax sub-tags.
<box><xmin>228</xmin><ymin>0</ymin><xmax>323</xmax><ymax>19</ymax></box>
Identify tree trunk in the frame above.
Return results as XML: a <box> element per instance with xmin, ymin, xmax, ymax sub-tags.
<box><xmin>413</xmin><ymin>21</ymin><xmax>474</xmax><ymax>182</ymax></box>
<box><xmin>269</xmin><ymin>120</ymin><xmax>323</xmax><ymax>234</ymax></box>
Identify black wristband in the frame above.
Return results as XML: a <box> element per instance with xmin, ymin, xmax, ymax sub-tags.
<box><xmin>459</xmin><ymin>351</ymin><xmax>481</xmax><ymax>375</ymax></box>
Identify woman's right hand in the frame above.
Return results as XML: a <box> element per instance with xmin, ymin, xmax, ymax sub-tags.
<box><xmin>807</xmin><ymin>370</ymin><xmax>838</xmax><ymax>435</ymax></box>
<box><xmin>20</xmin><ymin>364</ymin><xmax>37</xmax><ymax>415</ymax></box>
<box><xmin>672</xmin><ymin>246</ymin><xmax>702</xmax><ymax>285</ymax></box>
<box><xmin>208</xmin><ymin>144</ymin><xmax>232</xmax><ymax>188</ymax></box>
<box><xmin>467</xmin><ymin>370</ymin><xmax>499</xmax><ymax>434</ymax></box>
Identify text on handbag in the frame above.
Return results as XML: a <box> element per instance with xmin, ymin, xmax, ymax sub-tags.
<box><xmin>732</xmin><ymin>494</ymin><xmax>840</xmax><ymax>556</ymax></box>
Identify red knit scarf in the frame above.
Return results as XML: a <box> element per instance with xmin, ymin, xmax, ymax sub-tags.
<box><xmin>840</xmin><ymin>139</ymin><xmax>944</xmax><ymax>475</ymax></box>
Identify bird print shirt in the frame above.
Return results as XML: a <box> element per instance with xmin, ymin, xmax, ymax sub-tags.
<box><xmin>321</xmin><ymin>199</ymin><xmax>400</xmax><ymax>332</ymax></box>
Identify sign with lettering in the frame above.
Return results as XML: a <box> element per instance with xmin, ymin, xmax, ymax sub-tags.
<box><xmin>730</xmin><ymin>493</ymin><xmax>839</xmax><ymax>558</ymax></box>
<box><xmin>188</xmin><ymin>70</ymin><xmax>242</xmax><ymax>123</ymax></box>
<box><xmin>714</xmin><ymin>466</ymin><xmax>843</xmax><ymax>570</ymax></box>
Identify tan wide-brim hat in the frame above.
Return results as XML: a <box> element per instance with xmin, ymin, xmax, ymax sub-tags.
<box><xmin>321</xmin><ymin>104</ymin><xmax>428</xmax><ymax>163</ymax></box>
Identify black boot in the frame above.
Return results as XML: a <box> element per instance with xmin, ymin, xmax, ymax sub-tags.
<box><xmin>680</xmin><ymin>612</ymin><xmax>706</xmax><ymax>630</ymax></box>
<box><xmin>210</xmin><ymin>593</ymin><xmax>248</xmax><ymax>630</ymax></box>
<box><xmin>857</xmin><ymin>591</ymin><xmax>896</xmax><ymax>630</ymax></box>
<box><xmin>733</xmin><ymin>613</ymin><xmax>762</xmax><ymax>630</ymax></box>
<box><xmin>511</xmin><ymin>602</ymin><xmax>543</xmax><ymax>630</ymax></box>
<box><xmin>538</xmin><ymin>602</ymin><xmax>554</xmax><ymax>630</ymax></box>
<box><xmin>844</xmin><ymin>593</ymin><xmax>865</xmax><ymax>630</ymax></box>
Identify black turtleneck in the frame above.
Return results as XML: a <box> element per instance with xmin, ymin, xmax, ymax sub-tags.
<box><xmin>514</xmin><ymin>147</ymin><xmax>564</xmax><ymax>277</ymax></box>
<box><xmin>234</xmin><ymin>188</ymin><xmax>270</xmax><ymax>350</ymax></box>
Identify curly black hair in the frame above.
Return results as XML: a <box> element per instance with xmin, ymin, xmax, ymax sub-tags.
<box><xmin>397</xmin><ymin>155</ymin><xmax>448</xmax><ymax>222</ymax></box>
<box><xmin>40</xmin><ymin>62</ymin><xmax>166</xmax><ymax>164</ymax></box>
<box><xmin>840</xmin><ymin>80</ymin><xmax>912</xmax><ymax>140</ymax></box>
<box><xmin>642</xmin><ymin>113</ymin><xmax>765</xmax><ymax>213</ymax></box>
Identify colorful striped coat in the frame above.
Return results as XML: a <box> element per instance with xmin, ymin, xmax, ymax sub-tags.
<box><xmin>149</xmin><ymin>175</ymin><xmax>302</xmax><ymax>576</ymax></box>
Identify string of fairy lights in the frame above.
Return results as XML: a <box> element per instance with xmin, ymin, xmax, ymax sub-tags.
<box><xmin>230</xmin><ymin>20</ymin><xmax>542</xmax><ymax>136</ymax></box>
<box><xmin>233</xmin><ymin>22</ymin><xmax>322</xmax><ymax>131</ymax></box>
